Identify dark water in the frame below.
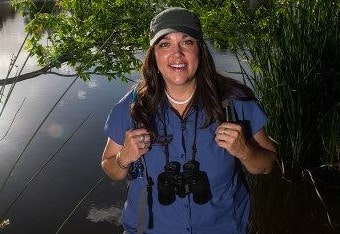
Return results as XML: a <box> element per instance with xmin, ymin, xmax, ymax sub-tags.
<box><xmin>0</xmin><ymin>2</ymin><xmax>243</xmax><ymax>233</ymax></box>
<box><xmin>0</xmin><ymin>1</ymin><xmax>130</xmax><ymax>233</ymax></box>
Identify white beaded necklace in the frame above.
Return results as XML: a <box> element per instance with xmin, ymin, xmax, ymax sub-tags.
<box><xmin>165</xmin><ymin>90</ymin><xmax>195</xmax><ymax>105</ymax></box>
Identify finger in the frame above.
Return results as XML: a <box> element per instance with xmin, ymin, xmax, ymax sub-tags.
<box><xmin>222</xmin><ymin>128</ymin><xmax>230</xmax><ymax>135</ymax></box>
<box><xmin>139</xmin><ymin>134</ymin><xmax>152</xmax><ymax>143</ymax></box>
<box><xmin>216</xmin><ymin>127</ymin><xmax>233</xmax><ymax>140</ymax></box>
<box><xmin>216</xmin><ymin>122</ymin><xmax>241</xmax><ymax>133</ymax></box>
<box><xmin>131</xmin><ymin>133</ymin><xmax>147</xmax><ymax>145</ymax></box>
<box><xmin>215</xmin><ymin>137</ymin><xmax>231</xmax><ymax>151</ymax></box>
<box><xmin>140</xmin><ymin>134</ymin><xmax>146</xmax><ymax>142</ymax></box>
<box><xmin>216</xmin><ymin>123</ymin><xmax>233</xmax><ymax>134</ymax></box>
<box><xmin>215</xmin><ymin>126</ymin><xmax>224</xmax><ymax>135</ymax></box>
<box><xmin>216</xmin><ymin>128</ymin><xmax>239</xmax><ymax>144</ymax></box>
<box><xmin>215</xmin><ymin>133</ymin><xmax>229</xmax><ymax>144</ymax></box>
<box><xmin>215</xmin><ymin>126</ymin><xmax>226</xmax><ymax>135</ymax></box>
<box><xmin>138</xmin><ymin>140</ymin><xmax>151</xmax><ymax>149</ymax></box>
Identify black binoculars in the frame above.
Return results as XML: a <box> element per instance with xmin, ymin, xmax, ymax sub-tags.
<box><xmin>157</xmin><ymin>160</ymin><xmax>212</xmax><ymax>205</ymax></box>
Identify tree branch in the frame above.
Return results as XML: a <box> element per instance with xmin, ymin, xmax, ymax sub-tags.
<box><xmin>0</xmin><ymin>66</ymin><xmax>137</xmax><ymax>86</ymax></box>
<box><xmin>47</xmin><ymin>71</ymin><xmax>78</xmax><ymax>77</ymax></box>
<box><xmin>0</xmin><ymin>66</ymin><xmax>51</xmax><ymax>86</ymax></box>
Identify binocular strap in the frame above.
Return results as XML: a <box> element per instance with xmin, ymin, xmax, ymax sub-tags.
<box><xmin>136</xmin><ymin>185</ymin><xmax>148</xmax><ymax>234</ymax></box>
<box><xmin>136</xmin><ymin>156</ymin><xmax>153</xmax><ymax>234</ymax></box>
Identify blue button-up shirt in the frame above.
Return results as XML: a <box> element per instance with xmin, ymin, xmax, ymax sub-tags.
<box><xmin>105</xmin><ymin>91</ymin><xmax>267</xmax><ymax>234</ymax></box>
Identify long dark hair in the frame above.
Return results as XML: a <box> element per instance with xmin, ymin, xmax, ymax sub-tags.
<box><xmin>131</xmin><ymin>40</ymin><xmax>255</xmax><ymax>132</ymax></box>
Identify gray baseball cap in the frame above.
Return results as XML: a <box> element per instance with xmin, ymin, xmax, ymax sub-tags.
<box><xmin>149</xmin><ymin>7</ymin><xmax>203</xmax><ymax>46</ymax></box>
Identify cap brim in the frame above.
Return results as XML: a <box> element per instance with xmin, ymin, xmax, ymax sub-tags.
<box><xmin>149</xmin><ymin>28</ymin><xmax>177</xmax><ymax>46</ymax></box>
<box><xmin>150</xmin><ymin>26</ymin><xmax>202</xmax><ymax>46</ymax></box>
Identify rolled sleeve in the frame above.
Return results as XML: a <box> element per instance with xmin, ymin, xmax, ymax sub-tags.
<box><xmin>104</xmin><ymin>91</ymin><xmax>134</xmax><ymax>145</ymax></box>
<box><xmin>233</xmin><ymin>100</ymin><xmax>268</xmax><ymax>137</ymax></box>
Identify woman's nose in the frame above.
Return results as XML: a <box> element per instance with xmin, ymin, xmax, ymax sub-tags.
<box><xmin>171</xmin><ymin>44</ymin><xmax>184</xmax><ymax>56</ymax></box>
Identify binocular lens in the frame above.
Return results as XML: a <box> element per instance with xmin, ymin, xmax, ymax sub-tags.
<box><xmin>157</xmin><ymin>160</ymin><xmax>211</xmax><ymax>205</ymax></box>
<box><xmin>157</xmin><ymin>172</ymin><xmax>176</xmax><ymax>205</ymax></box>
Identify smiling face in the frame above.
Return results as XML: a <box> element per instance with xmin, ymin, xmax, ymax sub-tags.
<box><xmin>154</xmin><ymin>32</ymin><xmax>200</xmax><ymax>90</ymax></box>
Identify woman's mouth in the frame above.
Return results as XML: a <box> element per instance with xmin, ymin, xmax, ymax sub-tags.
<box><xmin>169</xmin><ymin>63</ymin><xmax>187</xmax><ymax>69</ymax></box>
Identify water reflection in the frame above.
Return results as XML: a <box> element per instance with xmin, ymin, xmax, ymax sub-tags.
<box><xmin>87</xmin><ymin>80</ymin><xmax>98</xmax><ymax>89</ymax></box>
<box><xmin>86</xmin><ymin>205</ymin><xmax>122</xmax><ymax>226</ymax></box>
<box><xmin>77</xmin><ymin>90</ymin><xmax>87</xmax><ymax>100</ymax></box>
<box><xmin>0</xmin><ymin>2</ymin><xmax>15</xmax><ymax>30</ymax></box>
<box><xmin>44</xmin><ymin>122</ymin><xmax>69</xmax><ymax>140</ymax></box>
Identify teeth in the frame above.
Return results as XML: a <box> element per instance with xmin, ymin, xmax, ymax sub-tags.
<box><xmin>170</xmin><ymin>64</ymin><xmax>186</xmax><ymax>68</ymax></box>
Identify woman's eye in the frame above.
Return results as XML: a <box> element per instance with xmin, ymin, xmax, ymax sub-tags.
<box><xmin>159</xmin><ymin>42</ymin><xmax>170</xmax><ymax>47</ymax></box>
<box><xmin>182</xmin><ymin>39</ymin><xmax>195</xmax><ymax>45</ymax></box>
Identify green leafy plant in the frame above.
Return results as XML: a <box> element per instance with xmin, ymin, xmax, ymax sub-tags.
<box><xmin>199</xmin><ymin>0</ymin><xmax>340</xmax><ymax>172</ymax></box>
<box><xmin>11</xmin><ymin>0</ymin><xmax>158</xmax><ymax>81</ymax></box>
<box><xmin>195</xmin><ymin>0</ymin><xmax>340</xmax><ymax>232</ymax></box>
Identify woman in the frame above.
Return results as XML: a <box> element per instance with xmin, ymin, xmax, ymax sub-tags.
<box><xmin>101</xmin><ymin>7</ymin><xmax>276</xmax><ymax>234</ymax></box>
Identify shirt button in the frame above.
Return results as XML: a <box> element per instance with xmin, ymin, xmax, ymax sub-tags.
<box><xmin>185</xmin><ymin>204</ymin><xmax>189</xmax><ymax>208</ymax></box>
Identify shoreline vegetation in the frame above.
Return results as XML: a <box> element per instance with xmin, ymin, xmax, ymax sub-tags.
<box><xmin>206</xmin><ymin>0</ymin><xmax>340</xmax><ymax>232</ymax></box>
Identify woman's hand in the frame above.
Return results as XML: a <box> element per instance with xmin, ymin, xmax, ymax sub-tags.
<box><xmin>101</xmin><ymin>128</ymin><xmax>152</xmax><ymax>180</ymax></box>
<box><xmin>215</xmin><ymin>123</ymin><xmax>277</xmax><ymax>174</ymax></box>
<box><xmin>119</xmin><ymin>128</ymin><xmax>152</xmax><ymax>166</ymax></box>
<box><xmin>215</xmin><ymin>122</ymin><xmax>251</xmax><ymax>161</ymax></box>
